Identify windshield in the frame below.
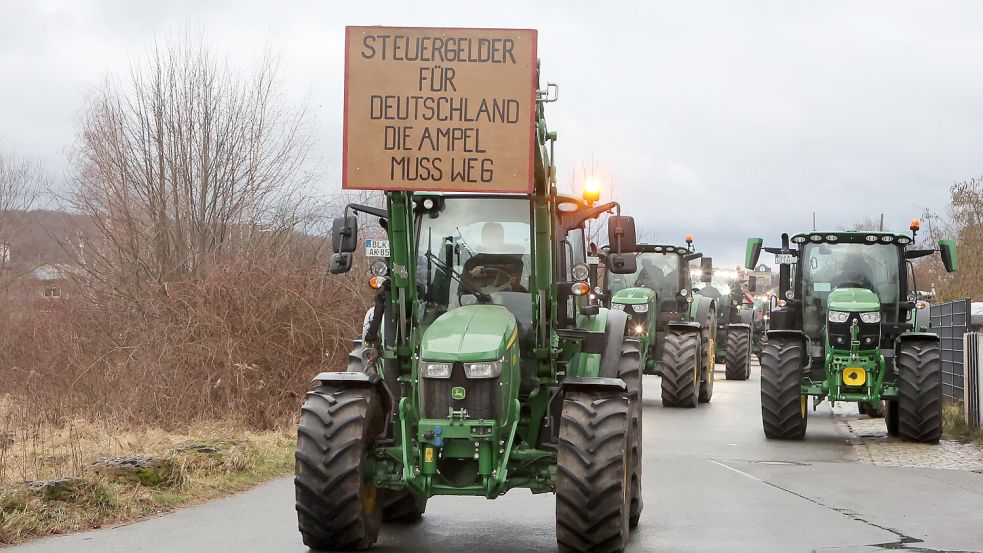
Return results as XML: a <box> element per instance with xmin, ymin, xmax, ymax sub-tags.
<box><xmin>800</xmin><ymin>242</ymin><xmax>901</xmax><ymax>337</ymax></box>
<box><xmin>607</xmin><ymin>252</ymin><xmax>681</xmax><ymax>302</ymax></box>
<box><xmin>416</xmin><ymin>197</ymin><xmax>532</xmax><ymax>319</ymax></box>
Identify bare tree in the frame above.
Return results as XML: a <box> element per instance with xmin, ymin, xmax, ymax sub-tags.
<box><xmin>67</xmin><ymin>32</ymin><xmax>314</xmax><ymax>301</ymax></box>
<box><xmin>0</xmin><ymin>144</ymin><xmax>44</xmax><ymax>288</ymax></box>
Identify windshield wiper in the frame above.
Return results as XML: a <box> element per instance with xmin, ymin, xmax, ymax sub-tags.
<box><xmin>424</xmin><ymin>251</ymin><xmax>492</xmax><ymax>304</ymax></box>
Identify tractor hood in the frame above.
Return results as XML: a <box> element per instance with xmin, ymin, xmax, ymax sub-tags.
<box><xmin>828</xmin><ymin>287</ymin><xmax>880</xmax><ymax>312</ymax></box>
<box><xmin>420</xmin><ymin>305</ymin><xmax>517</xmax><ymax>363</ymax></box>
<box><xmin>612</xmin><ymin>287</ymin><xmax>656</xmax><ymax>305</ymax></box>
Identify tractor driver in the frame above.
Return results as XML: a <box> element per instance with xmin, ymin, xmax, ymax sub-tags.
<box><xmin>832</xmin><ymin>251</ymin><xmax>876</xmax><ymax>291</ymax></box>
<box><xmin>636</xmin><ymin>257</ymin><xmax>665</xmax><ymax>289</ymax></box>
<box><xmin>463</xmin><ymin>222</ymin><xmax>528</xmax><ymax>293</ymax></box>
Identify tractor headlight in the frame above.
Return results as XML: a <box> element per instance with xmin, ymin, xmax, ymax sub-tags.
<box><xmin>828</xmin><ymin>311</ymin><xmax>850</xmax><ymax>323</ymax></box>
<box><xmin>463</xmin><ymin>358</ymin><xmax>503</xmax><ymax>379</ymax></box>
<box><xmin>612</xmin><ymin>304</ymin><xmax>626</xmax><ymax>311</ymax></box>
<box><xmin>859</xmin><ymin>312</ymin><xmax>881</xmax><ymax>324</ymax></box>
<box><xmin>632</xmin><ymin>304</ymin><xmax>648</xmax><ymax>313</ymax></box>
<box><xmin>421</xmin><ymin>362</ymin><xmax>452</xmax><ymax>379</ymax></box>
<box><xmin>571</xmin><ymin>263</ymin><xmax>590</xmax><ymax>282</ymax></box>
<box><xmin>633</xmin><ymin>324</ymin><xmax>645</xmax><ymax>335</ymax></box>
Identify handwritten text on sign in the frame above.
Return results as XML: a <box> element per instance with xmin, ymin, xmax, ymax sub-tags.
<box><xmin>343</xmin><ymin>27</ymin><xmax>537</xmax><ymax>192</ymax></box>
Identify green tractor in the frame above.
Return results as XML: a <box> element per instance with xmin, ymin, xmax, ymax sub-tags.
<box><xmin>296</xmin><ymin>70</ymin><xmax>645</xmax><ymax>551</ymax></box>
<box><xmin>695</xmin><ymin>268</ymin><xmax>756</xmax><ymax>381</ymax></box>
<box><xmin>598</xmin><ymin>237</ymin><xmax>752</xmax><ymax>407</ymax></box>
<box><xmin>745</xmin><ymin>223</ymin><xmax>958</xmax><ymax>442</ymax></box>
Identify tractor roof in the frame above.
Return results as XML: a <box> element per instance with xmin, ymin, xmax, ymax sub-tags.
<box><xmin>790</xmin><ymin>231</ymin><xmax>914</xmax><ymax>247</ymax></box>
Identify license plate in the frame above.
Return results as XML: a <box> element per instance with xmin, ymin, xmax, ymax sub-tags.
<box><xmin>365</xmin><ymin>239</ymin><xmax>390</xmax><ymax>257</ymax></box>
<box><xmin>776</xmin><ymin>253</ymin><xmax>796</xmax><ymax>265</ymax></box>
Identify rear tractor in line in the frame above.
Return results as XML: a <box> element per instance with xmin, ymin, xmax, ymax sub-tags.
<box><xmin>745</xmin><ymin>221</ymin><xmax>957</xmax><ymax>442</ymax></box>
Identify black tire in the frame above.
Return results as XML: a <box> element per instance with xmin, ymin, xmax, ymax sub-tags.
<box><xmin>760</xmin><ymin>337</ymin><xmax>808</xmax><ymax>440</ymax></box>
<box><xmin>725</xmin><ymin>327</ymin><xmax>752</xmax><ymax>381</ymax></box>
<box><xmin>884</xmin><ymin>399</ymin><xmax>900</xmax><ymax>437</ymax></box>
<box><xmin>556</xmin><ymin>391</ymin><xmax>631</xmax><ymax>553</ymax></box>
<box><xmin>698</xmin><ymin>309</ymin><xmax>717</xmax><ymax>403</ymax></box>
<box><xmin>616</xmin><ymin>339</ymin><xmax>643</xmax><ymax>528</ymax></box>
<box><xmin>295</xmin><ymin>387</ymin><xmax>384</xmax><ymax>550</ymax></box>
<box><xmin>382</xmin><ymin>490</ymin><xmax>427</xmax><ymax>523</ymax></box>
<box><xmin>897</xmin><ymin>340</ymin><xmax>943</xmax><ymax>443</ymax></box>
<box><xmin>660</xmin><ymin>329</ymin><xmax>700</xmax><ymax>408</ymax></box>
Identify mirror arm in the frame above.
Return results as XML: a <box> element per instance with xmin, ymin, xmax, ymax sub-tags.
<box><xmin>684</xmin><ymin>252</ymin><xmax>703</xmax><ymax>261</ymax></box>
<box><xmin>346</xmin><ymin>203</ymin><xmax>388</xmax><ymax>220</ymax></box>
<box><xmin>558</xmin><ymin>201</ymin><xmax>619</xmax><ymax>234</ymax></box>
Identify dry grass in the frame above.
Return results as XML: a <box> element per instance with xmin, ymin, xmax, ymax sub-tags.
<box><xmin>943</xmin><ymin>402</ymin><xmax>983</xmax><ymax>447</ymax></box>
<box><xmin>0</xmin><ymin>397</ymin><xmax>294</xmax><ymax>545</ymax></box>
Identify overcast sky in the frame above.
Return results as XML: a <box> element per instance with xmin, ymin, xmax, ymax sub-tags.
<box><xmin>2</xmin><ymin>0</ymin><xmax>982</xmax><ymax>266</ymax></box>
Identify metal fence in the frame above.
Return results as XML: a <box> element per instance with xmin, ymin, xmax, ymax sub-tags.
<box><xmin>964</xmin><ymin>333</ymin><xmax>982</xmax><ymax>428</ymax></box>
<box><xmin>929</xmin><ymin>299</ymin><xmax>971</xmax><ymax>402</ymax></box>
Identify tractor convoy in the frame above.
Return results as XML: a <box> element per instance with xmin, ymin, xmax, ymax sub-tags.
<box><xmin>295</xmin><ymin>25</ymin><xmax>959</xmax><ymax>553</ymax></box>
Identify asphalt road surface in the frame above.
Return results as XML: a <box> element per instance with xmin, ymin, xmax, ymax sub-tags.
<box><xmin>10</xmin><ymin>362</ymin><xmax>983</xmax><ymax>553</ymax></box>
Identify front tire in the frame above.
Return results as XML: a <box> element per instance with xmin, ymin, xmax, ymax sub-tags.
<box><xmin>556</xmin><ymin>391</ymin><xmax>631</xmax><ymax>553</ymax></box>
<box><xmin>897</xmin><ymin>340</ymin><xmax>943</xmax><ymax>443</ymax></box>
<box><xmin>760</xmin><ymin>337</ymin><xmax>808</xmax><ymax>440</ymax></box>
<box><xmin>884</xmin><ymin>399</ymin><xmax>900</xmax><ymax>436</ymax></box>
<box><xmin>698</xmin><ymin>309</ymin><xmax>717</xmax><ymax>403</ymax></box>
<box><xmin>661</xmin><ymin>329</ymin><xmax>701</xmax><ymax>408</ymax></box>
<box><xmin>616</xmin><ymin>339</ymin><xmax>643</xmax><ymax>528</ymax></box>
<box><xmin>295</xmin><ymin>387</ymin><xmax>384</xmax><ymax>550</ymax></box>
<box><xmin>725</xmin><ymin>327</ymin><xmax>752</xmax><ymax>381</ymax></box>
<box><xmin>382</xmin><ymin>490</ymin><xmax>427</xmax><ymax>523</ymax></box>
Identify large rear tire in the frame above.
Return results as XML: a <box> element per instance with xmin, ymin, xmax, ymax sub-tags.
<box><xmin>698</xmin><ymin>309</ymin><xmax>717</xmax><ymax>403</ymax></box>
<box><xmin>295</xmin><ymin>387</ymin><xmax>384</xmax><ymax>550</ymax></box>
<box><xmin>556</xmin><ymin>391</ymin><xmax>631</xmax><ymax>553</ymax></box>
<box><xmin>725</xmin><ymin>327</ymin><xmax>752</xmax><ymax>381</ymax></box>
<box><xmin>616</xmin><ymin>339</ymin><xmax>643</xmax><ymax>528</ymax></box>
<box><xmin>760</xmin><ymin>337</ymin><xmax>808</xmax><ymax>440</ymax></box>
<box><xmin>660</xmin><ymin>329</ymin><xmax>700</xmax><ymax>408</ymax></box>
<box><xmin>897</xmin><ymin>340</ymin><xmax>943</xmax><ymax>443</ymax></box>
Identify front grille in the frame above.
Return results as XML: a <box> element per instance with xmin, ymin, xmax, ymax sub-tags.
<box><xmin>828</xmin><ymin>313</ymin><xmax>880</xmax><ymax>350</ymax></box>
<box><xmin>421</xmin><ymin>362</ymin><xmax>501</xmax><ymax>420</ymax></box>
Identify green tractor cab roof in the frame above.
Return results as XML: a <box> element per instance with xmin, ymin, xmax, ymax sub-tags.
<box><xmin>601</xmin><ymin>244</ymin><xmax>692</xmax><ymax>254</ymax></box>
<box><xmin>790</xmin><ymin>231</ymin><xmax>914</xmax><ymax>246</ymax></box>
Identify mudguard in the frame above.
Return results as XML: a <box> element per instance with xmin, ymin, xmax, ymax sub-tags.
<box><xmin>667</xmin><ymin>320</ymin><xmax>702</xmax><ymax>333</ymax></box>
<box><xmin>599</xmin><ymin>310</ymin><xmax>629</xmax><ymax>378</ymax></box>
<box><xmin>728</xmin><ymin>323</ymin><xmax>752</xmax><ymax>332</ymax></box>
<box><xmin>895</xmin><ymin>332</ymin><xmax>940</xmax><ymax>347</ymax></box>
<box><xmin>693</xmin><ymin>295</ymin><xmax>715</xmax><ymax>324</ymax></box>
<box><xmin>310</xmin><ymin>371</ymin><xmax>396</xmax><ymax>436</ymax></box>
<box><xmin>560</xmin><ymin>376</ymin><xmax>627</xmax><ymax>393</ymax></box>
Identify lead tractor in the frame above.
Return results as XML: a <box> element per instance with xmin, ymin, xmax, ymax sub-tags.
<box><xmin>598</xmin><ymin>237</ymin><xmax>747</xmax><ymax>408</ymax></box>
<box><xmin>745</xmin><ymin>222</ymin><xmax>957</xmax><ymax>442</ymax></box>
<box><xmin>296</xmin><ymin>68</ymin><xmax>645</xmax><ymax>552</ymax></box>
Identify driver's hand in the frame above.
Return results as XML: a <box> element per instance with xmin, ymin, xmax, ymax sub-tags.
<box><xmin>469</xmin><ymin>266</ymin><xmax>485</xmax><ymax>277</ymax></box>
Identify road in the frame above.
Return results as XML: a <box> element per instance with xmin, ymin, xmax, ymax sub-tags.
<box><xmin>10</xmin><ymin>362</ymin><xmax>983</xmax><ymax>553</ymax></box>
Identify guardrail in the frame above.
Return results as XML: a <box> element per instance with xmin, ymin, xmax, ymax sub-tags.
<box><xmin>964</xmin><ymin>333</ymin><xmax>982</xmax><ymax>428</ymax></box>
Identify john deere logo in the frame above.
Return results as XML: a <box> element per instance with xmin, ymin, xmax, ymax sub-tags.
<box><xmin>451</xmin><ymin>387</ymin><xmax>466</xmax><ymax>400</ymax></box>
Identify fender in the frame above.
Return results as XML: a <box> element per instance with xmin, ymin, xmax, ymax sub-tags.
<box><xmin>765</xmin><ymin>329</ymin><xmax>813</xmax><ymax>373</ymax></box>
<box><xmin>728</xmin><ymin>323</ymin><xmax>751</xmax><ymax>332</ymax></box>
<box><xmin>691</xmin><ymin>295</ymin><xmax>715</xmax><ymax>323</ymax></box>
<box><xmin>310</xmin><ymin>371</ymin><xmax>396</xmax><ymax>440</ymax></box>
<box><xmin>667</xmin><ymin>320</ymin><xmax>702</xmax><ymax>333</ymax></box>
<box><xmin>542</xmin><ymin>376</ymin><xmax>627</xmax><ymax>448</ymax></box>
<box><xmin>599</xmin><ymin>309</ymin><xmax>629</xmax><ymax>378</ymax></box>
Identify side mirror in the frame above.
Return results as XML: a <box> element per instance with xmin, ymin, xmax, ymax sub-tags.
<box><xmin>606</xmin><ymin>253</ymin><xmax>637</xmax><ymax>275</ymax></box>
<box><xmin>939</xmin><ymin>239</ymin><xmax>958</xmax><ymax>273</ymax></box>
<box><xmin>608</xmin><ymin>216</ymin><xmax>637</xmax><ymax>253</ymax></box>
<box><xmin>330</xmin><ymin>252</ymin><xmax>353</xmax><ymax>274</ymax></box>
<box><xmin>747</xmin><ymin>275</ymin><xmax>757</xmax><ymax>293</ymax></box>
<box><xmin>700</xmin><ymin>257</ymin><xmax>713</xmax><ymax>283</ymax></box>
<box><xmin>745</xmin><ymin>238</ymin><xmax>763</xmax><ymax>270</ymax></box>
<box><xmin>331</xmin><ymin>216</ymin><xmax>359</xmax><ymax>254</ymax></box>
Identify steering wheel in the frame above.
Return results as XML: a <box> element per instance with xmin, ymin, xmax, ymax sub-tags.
<box><xmin>473</xmin><ymin>267</ymin><xmax>514</xmax><ymax>292</ymax></box>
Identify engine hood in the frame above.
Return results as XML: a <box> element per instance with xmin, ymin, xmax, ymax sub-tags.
<box><xmin>612</xmin><ymin>287</ymin><xmax>656</xmax><ymax>305</ymax></box>
<box><xmin>828</xmin><ymin>287</ymin><xmax>880</xmax><ymax>312</ymax></box>
<box><xmin>420</xmin><ymin>305</ymin><xmax>517</xmax><ymax>363</ymax></box>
